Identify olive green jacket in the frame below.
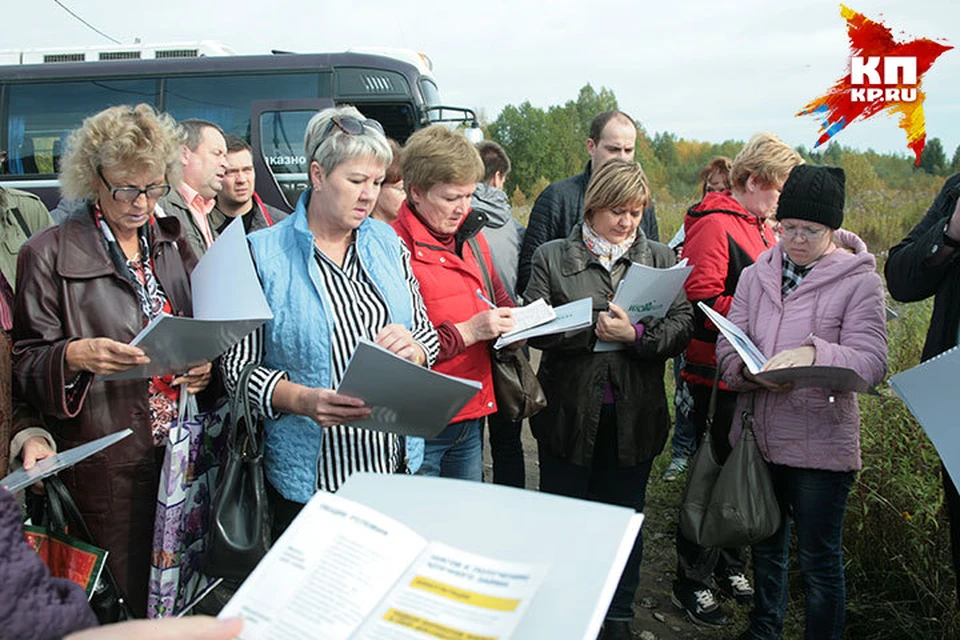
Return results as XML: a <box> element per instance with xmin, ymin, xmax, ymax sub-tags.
<box><xmin>0</xmin><ymin>187</ymin><xmax>54</xmax><ymax>288</ymax></box>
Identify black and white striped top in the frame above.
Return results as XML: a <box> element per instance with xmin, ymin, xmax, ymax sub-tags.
<box><xmin>220</xmin><ymin>237</ymin><xmax>439</xmax><ymax>492</ymax></box>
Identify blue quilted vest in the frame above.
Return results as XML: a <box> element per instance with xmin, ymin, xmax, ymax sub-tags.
<box><xmin>249</xmin><ymin>190</ymin><xmax>418</xmax><ymax>503</ymax></box>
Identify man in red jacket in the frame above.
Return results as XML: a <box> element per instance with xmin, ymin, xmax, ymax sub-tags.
<box><xmin>672</xmin><ymin>133</ymin><xmax>802</xmax><ymax>626</ymax></box>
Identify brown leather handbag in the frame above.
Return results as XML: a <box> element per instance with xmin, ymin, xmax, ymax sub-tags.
<box><xmin>467</xmin><ymin>238</ymin><xmax>547</xmax><ymax>421</ymax></box>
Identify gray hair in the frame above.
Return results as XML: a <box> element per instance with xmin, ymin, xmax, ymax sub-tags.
<box><xmin>179</xmin><ymin>119</ymin><xmax>224</xmax><ymax>152</ymax></box>
<box><xmin>304</xmin><ymin>105</ymin><xmax>392</xmax><ymax>175</ymax></box>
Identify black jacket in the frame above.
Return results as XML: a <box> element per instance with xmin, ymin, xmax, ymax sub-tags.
<box><xmin>886</xmin><ymin>173</ymin><xmax>960</xmax><ymax>360</ymax></box>
<box><xmin>517</xmin><ymin>162</ymin><xmax>659</xmax><ymax>294</ymax></box>
<box><xmin>522</xmin><ymin>225</ymin><xmax>692</xmax><ymax>467</ymax></box>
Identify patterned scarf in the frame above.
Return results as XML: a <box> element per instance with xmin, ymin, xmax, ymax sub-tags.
<box><xmin>94</xmin><ymin>205</ymin><xmax>178</xmax><ymax>445</ymax></box>
<box><xmin>781</xmin><ymin>253</ymin><xmax>815</xmax><ymax>298</ymax></box>
<box><xmin>582</xmin><ymin>222</ymin><xmax>636</xmax><ymax>272</ymax></box>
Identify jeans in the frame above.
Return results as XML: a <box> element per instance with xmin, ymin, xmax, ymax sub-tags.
<box><xmin>485</xmin><ymin>411</ymin><xmax>525</xmax><ymax>487</ymax></box>
<box><xmin>538</xmin><ymin>404</ymin><xmax>654</xmax><ymax>622</ymax></box>
<box><xmin>671</xmin><ymin>356</ymin><xmax>697</xmax><ymax>459</ymax></box>
<box><xmin>676</xmin><ymin>383</ymin><xmax>746</xmax><ymax>587</ymax></box>
<box><xmin>747</xmin><ymin>465</ymin><xmax>854</xmax><ymax>640</ymax></box>
<box><xmin>418</xmin><ymin>418</ymin><xmax>484</xmax><ymax>481</ymax></box>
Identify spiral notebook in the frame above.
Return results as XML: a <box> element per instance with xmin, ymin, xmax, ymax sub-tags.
<box><xmin>889</xmin><ymin>345</ymin><xmax>960</xmax><ymax>482</ymax></box>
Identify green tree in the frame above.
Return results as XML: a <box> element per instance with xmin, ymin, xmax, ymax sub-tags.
<box><xmin>951</xmin><ymin>143</ymin><xmax>960</xmax><ymax>174</ymax></box>
<box><xmin>918</xmin><ymin>137</ymin><xmax>947</xmax><ymax>175</ymax></box>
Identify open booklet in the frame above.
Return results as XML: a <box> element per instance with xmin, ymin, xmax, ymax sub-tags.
<box><xmin>595</xmin><ymin>258</ymin><xmax>693</xmax><ymax>352</ymax></box>
<box><xmin>220</xmin><ymin>473</ymin><xmax>643</xmax><ymax>640</ymax></box>
<box><xmin>698</xmin><ymin>302</ymin><xmax>876</xmax><ymax>394</ymax></box>
<box><xmin>501</xmin><ymin>298</ymin><xmax>556</xmax><ymax>338</ymax></box>
<box><xmin>336</xmin><ymin>339</ymin><xmax>482</xmax><ymax>438</ymax></box>
<box><xmin>105</xmin><ymin>217</ymin><xmax>273</xmax><ymax>380</ymax></box>
<box><xmin>889</xmin><ymin>346</ymin><xmax>960</xmax><ymax>484</ymax></box>
<box><xmin>494</xmin><ymin>297</ymin><xmax>593</xmax><ymax>349</ymax></box>
<box><xmin>219</xmin><ymin>486</ymin><xmax>547</xmax><ymax>639</ymax></box>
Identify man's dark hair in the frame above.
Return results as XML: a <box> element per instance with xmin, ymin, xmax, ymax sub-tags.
<box><xmin>588</xmin><ymin>110</ymin><xmax>637</xmax><ymax>142</ymax></box>
<box><xmin>224</xmin><ymin>134</ymin><xmax>252</xmax><ymax>154</ymax></box>
<box><xmin>179</xmin><ymin>119</ymin><xmax>225</xmax><ymax>151</ymax></box>
<box><xmin>476</xmin><ymin>141</ymin><xmax>511</xmax><ymax>184</ymax></box>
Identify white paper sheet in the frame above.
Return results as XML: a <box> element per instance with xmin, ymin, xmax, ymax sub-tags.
<box><xmin>336</xmin><ymin>339</ymin><xmax>482</xmax><ymax>438</ymax></box>
<box><xmin>104</xmin><ymin>218</ymin><xmax>272</xmax><ymax>380</ymax></box>
<box><xmin>594</xmin><ymin>260</ymin><xmax>693</xmax><ymax>352</ymax></box>
<box><xmin>0</xmin><ymin>429</ymin><xmax>133</xmax><ymax>493</ymax></box>
<box><xmin>494</xmin><ymin>297</ymin><xmax>593</xmax><ymax>349</ymax></box>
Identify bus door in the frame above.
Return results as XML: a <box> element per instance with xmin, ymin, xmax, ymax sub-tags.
<box><xmin>251</xmin><ymin>99</ymin><xmax>334</xmax><ymax>212</ymax></box>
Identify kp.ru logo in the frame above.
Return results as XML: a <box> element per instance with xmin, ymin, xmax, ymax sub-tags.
<box><xmin>798</xmin><ymin>5</ymin><xmax>952</xmax><ymax>164</ymax></box>
<box><xmin>849</xmin><ymin>56</ymin><xmax>917</xmax><ymax>103</ymax></box>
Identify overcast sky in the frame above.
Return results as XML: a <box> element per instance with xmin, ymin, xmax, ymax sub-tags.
<box><xmin>7</xmin><ymin>0</ymin><xmax>959</xmax><ymax>159</ymax></box>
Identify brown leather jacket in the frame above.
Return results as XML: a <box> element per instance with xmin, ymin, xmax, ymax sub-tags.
<box><xmin>11</xmin><ymin>206</ymin><xmax>197</xmax><ymax>616</ymax></box>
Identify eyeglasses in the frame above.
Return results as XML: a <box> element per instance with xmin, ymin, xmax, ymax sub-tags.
<box><xmin>311</xmin><ymin>115</ymin><xmax>385</xmax><ymax>160</ymax></box>
<box><xmin>97</xmin><ymin>167</ymin><xmax>171</xmax><ymax>203</ymax></box>
<box><xmin>385</xmin><ymin>182</ymin><xmax>405</xmax><ymax>193</ymax></box>
<box><xmin>776</xmin><ymin>223</ymin><xmax>828</xmax><ymax>240</ymax></box>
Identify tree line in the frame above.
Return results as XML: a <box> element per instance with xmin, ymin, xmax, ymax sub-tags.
<box><xmin>482</xmin><ymin>84</ymin><xmax>960</xmax><ymax>208</ymax></box>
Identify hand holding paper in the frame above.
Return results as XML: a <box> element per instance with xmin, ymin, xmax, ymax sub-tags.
<box><xmin>595</xmin><ymin>303</ymin><xmax>635</xmax><ymax>343</ymax></box>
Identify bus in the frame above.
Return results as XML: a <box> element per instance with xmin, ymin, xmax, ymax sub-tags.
<box><xmin>0</xmin><ymin>44</ymin><xmax>477</xmax><ymax>211</ymax></box>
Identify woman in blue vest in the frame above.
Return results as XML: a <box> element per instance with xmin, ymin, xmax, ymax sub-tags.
<box><xmin>220</xmin><ymin>106</ymin><xmax>439</xmax><ymax>535</ymax></box>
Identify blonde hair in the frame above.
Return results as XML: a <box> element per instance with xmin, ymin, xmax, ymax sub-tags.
<box><xmin>729</xmin><ymin>132</ymin><xmax>803</xmax><ymax>191</ymax></box>
<box><xmin>583</xmin><ymin>160</ymin><xmax>651</xmax><ymax>222</ymax></box>
<box><xmin>59</xmin><ymin>103</ymin><xmax>184</xmax><ymax>200</ymax></box>
<box><xmin>401</xmin><ymin>125</ymin><xmax>483</xmax><ymax>195</ymax></box>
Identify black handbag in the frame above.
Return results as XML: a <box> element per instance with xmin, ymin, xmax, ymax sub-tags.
<box><xmin>204</xmin><ymin>363</ymin><xmax>272</xmax><ymax>581</ymax></box>
<box><xmin>30</xmin><ymin>476</ymin><xmax>134</xmax><ymax>624</ymax></box>
<box><xmin>467</xmin><ymin>237</ymin><xmax>547</xmax><ymax>421</ymax></box>
<box><xmin>679</xmin><ymin>367</ymin><xmax>781</xmax><ymax>548</ymax></box>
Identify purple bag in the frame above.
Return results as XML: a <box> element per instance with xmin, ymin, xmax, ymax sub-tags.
<box><xmin>146</xmin><ymin>387</ymin><xmax>227</xmax><ymax>618</ymax></box>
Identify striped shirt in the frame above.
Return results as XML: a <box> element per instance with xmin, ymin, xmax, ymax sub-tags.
<box><xmin>220</xmin><ymin>237</ymin><xmax>439</xmax><ymax>492</ymax></box>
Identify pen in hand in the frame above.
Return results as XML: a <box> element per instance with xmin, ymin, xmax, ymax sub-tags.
<box><xmin>476</xmin><ymin>289</ymin><xmax>497</xmax><ymax>309</ymax></box>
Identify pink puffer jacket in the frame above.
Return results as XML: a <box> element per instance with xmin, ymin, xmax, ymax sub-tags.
<box><xmin>718</xmin><ymin>229</ymin><xmax>887</xmax><ymax>471</ymax></box>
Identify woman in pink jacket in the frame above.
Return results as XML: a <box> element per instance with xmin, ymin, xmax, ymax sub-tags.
<box><xmin>716</xmin><ymin>165</ymin><xmax>887</xmax><ymax>640</ymax></box>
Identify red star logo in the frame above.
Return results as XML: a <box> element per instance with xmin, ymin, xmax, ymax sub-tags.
<box><xmin>798</xmin><ymin>5</ymin><xmax>952</xmax><ymax>164</ymax></box>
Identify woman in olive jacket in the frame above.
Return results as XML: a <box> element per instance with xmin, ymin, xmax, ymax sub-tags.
<box><xmin>522</xmin><ymin>160</ymin><xmax>693</xmax><ymax>640</ymax></box>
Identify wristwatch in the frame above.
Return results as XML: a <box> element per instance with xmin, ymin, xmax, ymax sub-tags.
<box><xmin>943</xmin><ymin>222</ymin><xmax>960</xmax><ymax>249</ymax></box>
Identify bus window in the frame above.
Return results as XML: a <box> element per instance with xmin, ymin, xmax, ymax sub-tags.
<box><xmin>259</xmin><ymin>109</ymin><xmax>315</xmax><ymax>207</ymax></box>
<box><xmin>419</xmin><ymin>78</ymin><xmax>442</xmax><ymax>108</ymax></box>
<box><xmin>164</xmin><ymin>73</ymin><xmax>327</xmax><ymax>139</ymax></box>
<box><xmin>5</xmin><ymin>79</ymin><xmax>157</xmax><ymax>175</ymax></box>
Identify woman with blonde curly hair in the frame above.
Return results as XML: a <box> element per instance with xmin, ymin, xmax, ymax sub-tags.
<box><xmin>12</xmin><ymin>103</ymin><xmax>213</xmax><ymax>617</ymax></box>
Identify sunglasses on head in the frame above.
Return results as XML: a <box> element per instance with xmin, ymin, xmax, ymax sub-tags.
<box><xmin>311</xmin><ymin>115</ymin><xmax>385</xmax><ymax>160</ymax></box>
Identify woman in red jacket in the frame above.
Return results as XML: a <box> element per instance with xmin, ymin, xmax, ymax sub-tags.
<box><xmin>672</xmin><ymin>133</ymin><xmax>803</xmax><ymax>626</ymax></box>
<box><xmin>392</xmin><ymin>125</ymin><xmax>516</xmax><ymax>481</ymax></box>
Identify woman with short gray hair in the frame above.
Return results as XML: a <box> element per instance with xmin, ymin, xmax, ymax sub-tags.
<box><xmin>220</xmin><ymin>106</ymin><xmax>439</xmax><ymax>535</ymax></box>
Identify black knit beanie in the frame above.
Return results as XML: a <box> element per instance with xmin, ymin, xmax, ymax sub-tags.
<box><xmin>775</xmin><ymin>164</ymin><xmax>845</xmax><ymax>229</ymax></box>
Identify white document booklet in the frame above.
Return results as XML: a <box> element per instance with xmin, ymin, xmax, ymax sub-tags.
<box><xmin>336</xmin><ymin>339</ymin><xmax>482</xmax><ymax>439</ymax></box>
<box><xmin>105</xmin><ymin>217</ymin><xmax>273</xmax><ymax>380</ymax></box>
<box><xmin>219</xmin><ymin>488</ymin><xmax>548</xmax><ymax>640</ymax></box>
<box><xmin>889</xmin><ymin>346</ymin><xmax>960</xmax><ymax>484</ymax></box>
<box><xmin>594</xmin><ymin>259</ymin><xmax>693</xmax><ymax>352</ymax></box>
<box><xmin>501</xmin><ymin>298</ymin><xmax>556</xmax><ymax>338</ymax></box>
<box><xmin>494</xmin><ymin>297</ymin><xmax>593</xmax><ymax>349</ymax></box>
<box><xmin>698</xmin><ymin>301</ymin><xmax>875</xmax><ymax>393</ymax></box>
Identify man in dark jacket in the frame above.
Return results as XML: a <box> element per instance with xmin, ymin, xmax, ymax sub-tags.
<box><xmin>210</xmin><ymin>135</ymin><xmax>287</xmax><ymax>235</ymax></box>
<box><xmin>885</xmin><ymin>173</ymin><xmax>960</xmax><ymax>605</ymax></box>
<box><xmin>471</xmin><ymin>141</ymin><xmax>526</xmax><ymax>488</ymax></box>
<box><xmin>516</xmin><ymin>110</ymin><xmax>659</xmax><ymax>293</ymax></box>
